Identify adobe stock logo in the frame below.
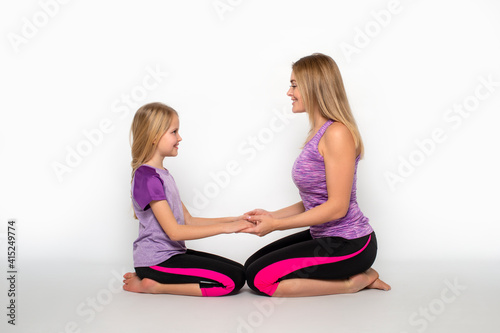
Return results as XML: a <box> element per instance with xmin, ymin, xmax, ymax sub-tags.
<box><xmin>212</xmin><ymin>0</ymin><xmax>244</xmax><ymax>21</ymax></box>
<box><xmin>7</xmin><ymin>0</ymin><xmax>73</xmax><ymax>53</ymax></box>
<box><xmin>184</xmin><ymin>106</ymin><xmax>298</xmax><ymax>215</ymax></box>
<box><xmin>56</xmin><ymin>268</ymin><xmax>127</xmax><ymax>333</ymax></box>
<box><xmin>236</xmin><ymin>297</ymin><xmax>286</xmax><ymax>333</ymax></box>
<box><xmin>51</xmin><ymin>65</ymin><xmax>168</xmax><ymax>183</ymax></box>
<box><xmin>384</xmin><ymin>74</ymin><xmax>499</xmax><ymax>191</ymax></box>
<box><xmin>401</xmin><ymin>278</ymin><xmax>467</xmax><ymax>333</ymax></box>
<box><xmin>339</xmin><ymin>0</ymin><xmax>403</xmax><ymax>63</ymax></box>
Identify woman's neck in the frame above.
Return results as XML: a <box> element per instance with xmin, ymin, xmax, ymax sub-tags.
<box><xmin>311</xmin><ymin>111</ymin><xmax>329</xmax><ymax>134</ymax></box>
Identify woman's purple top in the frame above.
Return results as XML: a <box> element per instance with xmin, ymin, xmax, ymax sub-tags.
<box><xmin>132</xmin><ymin>165</ymin><xmax>187</xmax><ymax>267</ymax></box>
<box><xmin>292</xmin><ymin>120</ymin><xmax>373</xmax><ymax>239</ymax></box>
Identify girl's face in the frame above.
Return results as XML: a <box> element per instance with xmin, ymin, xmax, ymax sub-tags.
<box><xmin>157</xmin><ymin>115</ymin><xmax>182</xmax><ymax>157</ymax></box>
<box><xmin>287</xmin><ymin>71</ymin><xmax>305</xmax><ymax>113</ymax></box>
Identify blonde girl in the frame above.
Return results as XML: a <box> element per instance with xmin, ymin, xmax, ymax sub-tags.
<box><xmin>123</xmin><ymin>102</ymin><xmax>252</xmax><ymax>297</ymax></box>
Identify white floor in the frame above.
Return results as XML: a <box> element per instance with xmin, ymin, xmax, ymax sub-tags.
<box><xmin>2</xmin><ymin>259</ymin><xmax>498</xmax><ymax>333</ymax></box>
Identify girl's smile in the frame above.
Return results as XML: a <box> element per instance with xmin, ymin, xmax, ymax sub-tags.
<box><xmin>156</xmin><ymin>115</ymin><xmax>182</xmax><ymax>157</ymax></box>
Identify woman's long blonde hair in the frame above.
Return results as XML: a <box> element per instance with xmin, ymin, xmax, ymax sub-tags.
<box><xmin>130</xmin><ymin>103</ymin><xmax>178</xmax><ymax>217</ymax></box>
<box><xmin>292</xmin><ymin>53</ymin><xmax>364</xmax><ymax>157</ymax></box>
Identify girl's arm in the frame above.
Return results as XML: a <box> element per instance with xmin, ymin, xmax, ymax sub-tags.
<box><xmin>182</xmin><ymin>203</ymin><xmax>243</xmax><ymax>226</ymax></box>
<box><xmin>151</xmin><ymin>201</ymin><xmax>252</xmax><ymax>241</ymax></box>
<box><xmin>245</xmin><ymin>122</ymin><xmax>355</xmax><ymax>236</ymax></box>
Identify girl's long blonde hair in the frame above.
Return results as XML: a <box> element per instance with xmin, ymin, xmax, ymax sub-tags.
<box><xmin>292</xmin><ymin>53</ymin><xmax>364</xmax><ymax>157</ymax></box>
<box><xmin>130</xmin><ymin>102</ymin><xmax>178</xmax><ymax>218</ymax></box>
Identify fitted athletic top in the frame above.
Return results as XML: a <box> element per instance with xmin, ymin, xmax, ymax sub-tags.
<box><xmin>132</xmin><ymin>165</ymin><xmax>187</xmax><ymax>267</ymax></box>
<box><xmin>291</xmin><ymin>120</ymin><xmax>373</xmax><ymax>239</ymax></box>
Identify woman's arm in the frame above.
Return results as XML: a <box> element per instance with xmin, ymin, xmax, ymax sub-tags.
<box><xmin>271</xmin><ymin>201</ymin><xmax>306</xmax><ymax>218</ymax></box>
<box><xmin>245</xmin><ymin>122</ymin><xmax>356</xmax><ymax>236</ymax></box>
<box><xmin>151</xmin><ymin>201</ymin><xmax>252</xmax><ymax>241</ymax></box>
<box><xmin>245</xmin><ymin>202</ymin><xmax>305</xmax><ymax>219</ymax></box>
<box><xmin>182</xmin><ymin>203</ymin><xmax>243</xmax><ymax>226</ymax></box>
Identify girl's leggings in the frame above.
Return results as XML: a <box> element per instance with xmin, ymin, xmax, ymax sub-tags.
<box><xmin>135</xmin><ymin>249</ymin><xmax>245</xmax><ymax>297</ymax></box>
<box><xmin>245</xmin><ymin>230</ymin><xmax>377</xmax><ymax>296</ymax></box>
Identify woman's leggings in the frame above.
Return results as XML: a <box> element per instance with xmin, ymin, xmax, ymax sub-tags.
<box><xmin>135</xmin><ymin>249</ymin><xmax>245</xmax><ymax>297</ymax></box>
<box><xmin>245</xmin><ymin>230</ymin><xmax>377</xmax><ymax>296</ymax></box>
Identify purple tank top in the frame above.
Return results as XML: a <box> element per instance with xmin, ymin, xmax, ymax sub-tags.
<box><xmin>292</xmin><ymin>120</ymin><xmax>373</xmax><ymax>239</ymax></box>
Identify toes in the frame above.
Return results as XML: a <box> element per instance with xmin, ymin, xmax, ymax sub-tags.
<box><xmin>366</xmin><ymin>278</ymin><xmax>391</xmax><ymax>291</ymax></box>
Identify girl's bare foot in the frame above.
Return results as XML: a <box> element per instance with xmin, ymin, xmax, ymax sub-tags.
<box><xmin>123</xmin><ymin>272</ymin><xmax>203</xmax><ymax>296</ymax></box>
<box><xmin>123</xmin><ymin>272</ymin><xmax>159</xmax><ymax>293</ymax></box>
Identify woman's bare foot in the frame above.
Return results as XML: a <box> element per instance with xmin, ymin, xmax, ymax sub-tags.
<box><xmin>123</xmin><ymin>272</ymin><xmax>159</xmax><ymax>293</ymax></box>
<box><xmin>364</xmin><ymin>268</ymin><xmax>391</xmax><ymax>290</ymax></box>
<box><xmin>366</xmin><ymin>278</ymin><xmax>391</xmax><ymax>290</ymax></box>
<box><xmin>348</xmin><ymin>268</ymin><xmax>391</xmax><ymax>292</ymax></box>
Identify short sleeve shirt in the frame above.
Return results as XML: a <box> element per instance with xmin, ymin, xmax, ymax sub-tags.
<box><xmin>132</xmin><ymin>165</ymin><xmax>187</xmax><ymax>267</ymax></box>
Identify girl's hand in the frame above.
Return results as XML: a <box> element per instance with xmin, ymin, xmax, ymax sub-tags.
<box><xmin>224</xmin><ymin>220</ymin><xmax>255</xmax><ymax>234</ymax></box>
<box><xmin>230</xmin><ymin>215</ymin><xmax>247</xmax><ymax>222</ymax></box>
<box><xmin>243</xmin><ymin>215</ymin><xmax>277</xmax><ymax>237</ymax></box>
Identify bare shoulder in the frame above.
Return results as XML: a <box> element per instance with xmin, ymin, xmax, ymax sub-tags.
<box><xmin>324</xmin><ymin>122</ymin><xmax>353</xmax><ymax>142</ymax></box>
<box><xmin>319</xmin><ymin>122</ymin><xmax>355</xmax><ymax>156</ymax></box>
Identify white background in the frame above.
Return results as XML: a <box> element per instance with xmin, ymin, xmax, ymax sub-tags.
<box><xmin>1</xmin><ymin>0</ymin><xmax>500</xmax><ymax>273</ymax></box>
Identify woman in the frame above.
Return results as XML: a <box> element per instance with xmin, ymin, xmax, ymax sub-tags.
<box><xmin>243</xmin><ymin>53</ymin><xmax>391</xmax><ymax>297</ymax></box>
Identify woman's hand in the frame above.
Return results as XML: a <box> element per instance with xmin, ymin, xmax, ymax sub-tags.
<box><xmin>243</xmin><ymin>214</ymin><xmax>277</xmax><ymax>237</ymax></box>
<box><xmin>244</xmin><ymin>208</ymin><xmax>273</xmax><ymax>218</ymax></box>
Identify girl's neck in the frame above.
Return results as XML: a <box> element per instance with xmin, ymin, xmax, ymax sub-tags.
<box><xmin>145</xmin><ymin>155</ymin><xmax>165</xmax><ymax>170</ymax></box>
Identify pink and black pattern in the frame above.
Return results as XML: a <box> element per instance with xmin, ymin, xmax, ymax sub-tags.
<box><xmin>135</xmin><ymin>249</ymin><xmax>246</xmax><ymax>297</ymax></box>
<box><xmin>245</xmin><ymin>230</ymin><xmax>377</xmax><ymax>296</ymax></box>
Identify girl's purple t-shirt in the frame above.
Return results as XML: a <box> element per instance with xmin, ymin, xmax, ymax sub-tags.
<box><xmin>292</xmin><ymin>120</ymin><xmax>373</xmax><ymax>239</ymax></box>
<box><xmin>132</xmin><ymin>165</ymin><xmax>186</xmax><ymax>267</ymax></box>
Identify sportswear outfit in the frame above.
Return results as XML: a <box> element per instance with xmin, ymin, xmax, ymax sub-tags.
<box><xmin>132</xmin><ymin>165</ymin><xmax>245</xmax><ymax>296</ymax></box>
<box><xmin>245</xmin><ymin>120</ymin><xmax>377</xmax><ymax>296</ymax></box>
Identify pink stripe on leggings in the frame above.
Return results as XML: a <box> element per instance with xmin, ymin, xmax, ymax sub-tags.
<box><xmin>149</xmin><ymin>266</ymin><xmax>235</xmax><ymax>297</ymax></box>
<box><xmin>254</xmin><ymin>235</ymin><xmax>371</xmax><ymax>296</ymax></box>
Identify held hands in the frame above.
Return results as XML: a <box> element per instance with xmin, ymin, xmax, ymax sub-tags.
<box><xmin>244</xmin><ymin>209</ymin><xmax>272</xmax><ymax>217</ymax></box>
<box><xmin>241</xmin><ymin>209</ymin><xmax>277</xmax><ymax>237</ymax></box>
<box><xmin>222</xmin><ymin>209</ymin><xmax>277</xmax><ymax>237</ymax></box>
<box><xmin>223</xmin><ymin>219</ymin><xmax>255</xmax><ymax>234</ymax></box>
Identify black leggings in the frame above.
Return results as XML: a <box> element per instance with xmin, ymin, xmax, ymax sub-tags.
<box><xmin>135</xmin><ymin>249</ymin><xmax>245</xmax><ymax>297</ymax></box>
<box><xmin>245</xmin><ymin>230</ymin><xmax>377</xmax><ymax>296</ymax></box>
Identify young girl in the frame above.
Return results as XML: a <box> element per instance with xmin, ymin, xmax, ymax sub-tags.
<box><xmin>243</xmin><ymin>53</ymin><xmax>391</xmax><ymax>297</ymax></box>
<box><xmin>122</xmin><ymin>102</ymin><xmax>252</xmax><ymax>297</ymax></box>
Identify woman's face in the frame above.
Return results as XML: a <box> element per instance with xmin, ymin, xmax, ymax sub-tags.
<box><xmin>287</xmin><ymin>71</ymin><xmax>305</xmax><ymax>113</ymax></box>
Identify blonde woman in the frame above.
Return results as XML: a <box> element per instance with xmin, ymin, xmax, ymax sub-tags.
<box><xmin>122</xmin><ymin>102</ymin><xmax>252</xmax><ymax>296</ymax></box>
<box><xmin>244</xmin><ymin>53</ymin><xmax>391</xmax><ymax>297</ymax></box>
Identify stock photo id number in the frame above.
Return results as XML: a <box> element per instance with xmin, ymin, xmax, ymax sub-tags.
<box><xmin>6</xmin><ymin>219</ymin><xmax>17</xmax><ymax>325</ymax></box>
